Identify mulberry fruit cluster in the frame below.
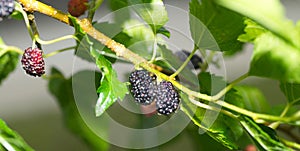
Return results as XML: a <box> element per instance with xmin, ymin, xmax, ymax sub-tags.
<box><xmin>0</xmin><ymin>0</ymin><xmax>15</xmax><ymax>21</ymax></box>
<box><xmin>21</xmin><ymin>47</ymin><xmax>45</xmax><ymax>77</ymax></box>
<box><xmin>129</xmin><ymin>70</ymin><xmax>180</xmax><ymax>115</ymax></box>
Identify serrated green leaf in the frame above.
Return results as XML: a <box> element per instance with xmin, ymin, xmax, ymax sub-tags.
<box><xmin>180</xmin><ymin>93</ymin><xmax>243</xmax><ymax>150</ymax></box>
<box><xmin>128</xmin><ymin>0</ymin><xmax>168</xmax><ymax>34</ymax></box>
<box><xmin>249</xmin><ymin>32</ymin><xmax>300</xmax><ymax>82</ymax></box>
<box><xmin>179</xmin><ymin>72</ymin><xmax>245</xmax><ymax>150</ymax></box>
<box><xmin>189</xmin><ymin>0</ymin><xmax>245</xmax><ymax>52</ymax></box>
<box><xmin>215</xmin><ymin>0</ymin><xmax>300</xmax><ymax>49</ymax></box>
<box><xmin>234</xmin><ymin>85</ymin><xmax>270</xmax><ymax>113</ymax></box>
<box><xmin>0</xmin><ymin>38</ymin><xmax>19</xmax><ymax>85</ymax></box>
<box><xmin>238</xmin><ymin>19</ymin><xmax>267</xmax><ymax>43</ymax></box>
<box><xmin>48</xmin><ymin>67</ymin><xmax>109</xmax><ymax>151</ymax></box>
<box><xmin>68</xmin><ymin>15</ymin><xmax>93</xmax><ymax>62</ymax></box>
<box><xmin>280</xmin><ymin>82</ymin><xmax>300</xmax><ymax>105</ymax></box>
<box><xmin>0</xmin><ymin>119</ymin><xmax>34</xmax><ymax>151</ymax></box>
<box><xmin>215</xmin><ymin>0</ymin><xmax>300</xmax><ymax>82</ymax></box>
<box><xmin>94</xmin><ymin>55</ymin><xmax>128</xmax><ymax>116</ymax></box>
<box><xmin>122</xmin><ymin>19</ymin><xmax>157</xmax><ymax>59</ymax></box>
<box><xmin>240</xmin><ymin>116</ymin><xmax>293</xmax><ymax>151</ymax></box>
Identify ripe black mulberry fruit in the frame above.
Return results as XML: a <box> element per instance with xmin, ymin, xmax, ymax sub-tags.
<box><xmin>156</xmin><ymin>81</ymin><xmax>180</xmax><ymax>115</ymax></box>
<box><xmin>21</xmin><ymin>47</ymin><xmax>45</xmax><ymax>77</ymax></box>
<box><xmin>0</xmin><ymin>0</ymin><xmax>15</xmax><ymax>21</ymax></box>
<box><xmin>129</xmin><ymin>70</ymin><xmax>157</xmax><ymax>105</ymax></box>
<box><xmin>68</xmin><ymin>0</ymin><xmax>88</xmax><ymax>17</ymax></box>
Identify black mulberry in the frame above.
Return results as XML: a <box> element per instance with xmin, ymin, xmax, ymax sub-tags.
<box><xmin>0</xmin><ymin>0</ymin><xmax>15</xmax><ymax>21</ymax></box>
<box><xmin>129</xmin><ymin>70</ymin><xmax>157</xmax><ymax>105</ymax></box>
<box><xmin>156</xmin><ymin>81</ymin><xmax>180</xmax><ymax>115</ymax></box>
<box><xmin>21</xmin><ymin>47</ymin><xmax>45</xmax><ymax>77</ymax></box>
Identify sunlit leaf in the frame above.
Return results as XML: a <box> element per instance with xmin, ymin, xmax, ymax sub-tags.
<box><xmin>94</xmin><ymin>55</ymin><xmax>128</xmax><ymax>116</ymax></box>
<box><xmin>215</xmin><ymin>0</ymin><xmax>300</xmax><ymax>49</ymax></box>
<box><xmin>189</xmin><ymin>0</ymin><xmax>245</xmax><ymax>52</ymax></box>
<box><xmin>238</xmin><ymin>19</ymin><xmax>267</xmax><ymax>43</ymax></box>
<box><xmin>128</xmin><ymin>0</ymin><xmax>168</xmax><ymax>34</ymax></box>
<box><xmin>249</xmin><ymin>32</ymin><xmax>300</xmax><ymax>82</ymax></box>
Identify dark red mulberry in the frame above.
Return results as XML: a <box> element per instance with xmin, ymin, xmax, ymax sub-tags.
<box><xmin>21</xmin><ymin>47</ymin><xmax>45</xmax><ymax>77</ymax></box>
<box><xmin>68</xmin><ymin>0</ymin><xmax>88</xmax><ymax>17</ymax></box>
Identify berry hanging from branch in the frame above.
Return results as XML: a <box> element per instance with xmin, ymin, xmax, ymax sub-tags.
<box><xmin>21</xmin><ymin>47</ymin><xmax>45</xmax><ymax>77</ymax></box>
<box><xmin>129</xmin><ymin>70</ymin><xmax>157</xmax><ymax>105</ymax></box>
<box><xmin>68</xmin><ymin>0</ymin><xmax>88</xmax><ymax>17</ymax></box>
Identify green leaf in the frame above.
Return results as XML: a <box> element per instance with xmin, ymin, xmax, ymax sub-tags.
<box><xmin>215</xmin><ymin>0</ymin><xmax>300</xmax><ymax>49</ymax></box>
<box><xmin>10</xmin><ymin>11</ymin><xmax>23</xmax><ymax>20</ymax></box>
<box><xmin>68</xmin><ymin>15</ymin><xmax>86</xmax><ymax>42</ymax></box>
<box><xmin>108</xmin><ymin>0</ymin><xmax>130</xmax><ymax>24</ymax></box>
<box><xmin>238</xmin><ymin>19</ymin><xmax>267</xmax><ymax>43</ymax></box>
<box><xmin>180</xmin><ymin>93</ymin><xmax>243</xmax><ymax>150</ymax></box>
<box><xmin>94</xmin><ymin>55</ymin><xmax>128</xmax><ymax>117</ymax></box>
<box><xmin>189</xmin><ymin>0</ymin><xmax>245</xmax><ymax>52</ymax></box>
<box><xmin>217</xmin><ymin>2</ymin><xmax>300</xmax><ymax>82</ymax></box>
<box><xmin>0</xmin><ymin>119</ymin><xmax>34</xmax><ymax>151</ymax></box>
<box><xmin>10</xmin><ymin>2</ymin><xmax>24</xmax><ymax>20</ymax></box>
<box><xmin>280</xmin><ymin>82</ymin><xmax>300</xmax><ymax>105</ymax></box>
<box><xmin>75</xmin><ymin>35</ymin><xmax>95</xmax><ymax>62</ymax></box>
<box><xmin>240</xmin><ymin>116</ymin><xmax>293</xmax><ymax>151</ymax></box>
<box><xmin>198</xmin><ymin>72</ymin><xmax>226</xmax><ymax>96</ymax></box>
<box><xmin>179</xmin><ymin>72</ymin><xmax>245</xmax><ymax>150</ymax></box>
<box><xmin>128</xmin><ymin>0</ymin><xmax>168</xmax><ymax>34</ymax></box>
<box><xmin>48</xmin><ymin>67</ymin><xmax>109</xmax><ymax>151</ymax></box>
<box><xmin>234</xmin><ymin>85</ymin><xmax>270</xmax><ymax>113</ymax></box>
<box><xmin>109</xmin><ymin>0</ymin><xmax>128</xmax><ymax>10</ymax></box>
<box><xmin>0</xmin><ymin>38</ymin><xmax>19</xmax><ymax>85</ymax></box>
<box><xmin>198</xmin><ymin>72</ymin><xmax>245</xmax><ymax>107</ymax></box>
<box><xmin>68</xmin><ymin>15</ymin><xmax>93</xmax><ymax>62</ymax></box>
<box><xmin>249</xmin><ymin>32</ymin><xmax>300</xmax><ymax>82</ymax></box>
<box><xmin>156</xmin><ymin>26</ymin><xmax>170</xmax><ymax>38</ymax></box>
<box><xmin>122</xmin><ymin>19</ymin><xmax>157</xmax><ymax>59</ymax></box>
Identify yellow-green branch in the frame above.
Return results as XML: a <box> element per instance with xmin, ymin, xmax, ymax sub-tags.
<box><xmin>17</xmin><ymin>0</ymin><xmax>299</xmax><ymax>124</ymax></box>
